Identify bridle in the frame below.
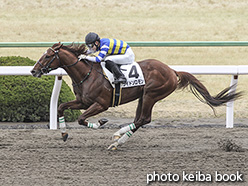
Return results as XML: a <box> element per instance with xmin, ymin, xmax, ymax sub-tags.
<box><xmin>38</xmin><ymin>47</ymin><xmax>79</xmax><ymax>74</ymax></box>
<box><xmin>38</xmin><ymin>46</ymin><xmax>95</xmax><ymax>87</ymax></box>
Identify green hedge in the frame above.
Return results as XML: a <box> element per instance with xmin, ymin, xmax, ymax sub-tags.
<box><xmin>0</xmin><ymin>56</ymin><xmax>81</xmax><ymax>122</ymax></box>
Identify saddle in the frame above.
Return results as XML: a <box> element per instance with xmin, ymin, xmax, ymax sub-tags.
<box><xmin>101</xmin><ymin>62</ymin><xmax>145</xmax><ymax>88</ymax></box>
<box><xmin>101</xmin><ymin>62</ymin><xmax>145</xmax><ymax>107</ymax></box>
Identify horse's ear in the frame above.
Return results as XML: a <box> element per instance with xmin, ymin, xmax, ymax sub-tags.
<box><xmin>55</xmin><ymin>42</ymin><xmax>63</xmax><ymax>50</ymax></box>
<box><xmin>59</xmin><ymin>44</ymin><xmax>63</xmax><ymax>49</ymax></box>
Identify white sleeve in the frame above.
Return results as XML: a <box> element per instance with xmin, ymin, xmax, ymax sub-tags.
<box><xmin>86</xmin><ymin>49</ymin><xmax>95</xmax><ymax>54</ymax></box>
<box><xmin>86</xmin><ymin>56</ymin><xmax>97</xmax><ymax>62</ymax></box>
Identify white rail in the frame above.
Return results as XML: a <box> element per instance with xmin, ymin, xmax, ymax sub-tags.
<box><xmin>0</xmin><ymin>66</ymin><xmax>67</xmax><ymax>129</ymax></box>
<box><xmin>1</xmin><ymin>65</ymin><xmax>248</xmax><ymax>129</ymax></box>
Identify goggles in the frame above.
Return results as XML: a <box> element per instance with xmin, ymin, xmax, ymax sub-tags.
<box><xmin>87</xmin><ymin>43</ymin><xmax>94</xmax><ymax>48</ymax></box>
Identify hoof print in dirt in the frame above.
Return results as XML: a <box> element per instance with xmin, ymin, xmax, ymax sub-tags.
<box><xmin>218</xmin><ymin>139</ymin><xmax>244</xmax><ymax>152</ymax></box>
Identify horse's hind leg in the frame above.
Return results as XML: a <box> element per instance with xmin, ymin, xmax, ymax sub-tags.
<box><xmin>111</xmin><ymin>97</ymin><xmax>142</xmax><ymax>140</ymax></box>
<box><xmin>134</xmin><ymin>97</ymin><xmax>143</xmax><ymax>123</ymax></box>
<box><xmin>108</xmin><ymin>95</ymin><xmax>155</xmax><ymax>150</ymax></box>
<box><xmin>113</xmin><ymin>85</ymin><xmax>177</xmax><ymax>147</ymax></box>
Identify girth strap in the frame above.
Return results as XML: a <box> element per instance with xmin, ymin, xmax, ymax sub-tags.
<box><xmin>111</xmin><ymin>83</ymin><xmax>122</xmax><ymax>107</ymax></box>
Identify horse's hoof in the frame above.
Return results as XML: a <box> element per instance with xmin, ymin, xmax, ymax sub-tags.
<box><xmin>62</xmin><ymin>133</ymin><xmax>68</xmax><ymax>142</ymax></box>
<box><xmin>110</xmin><ymin>146</ymin><xmax>117</xmax><ymax>150</ymax></box>
<box><xmin>108</xmin><ymin>142</ymin><xmax>118</xmax><ymax>150</ymax></box>
<box><xmin>98</xmin><ymin>118</ymin><xmax>108</xmax><ymax>126</ymax></box>
<box><xmin>113</xmin><ymin>135</ymin><xmax>121</xmax><ymax>141</ymax></box>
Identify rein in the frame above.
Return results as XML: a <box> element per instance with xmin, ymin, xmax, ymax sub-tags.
<box><xmin>39</xmin><ymin>46</ymin><xmax>106</xmax><ymax>87</ymax></box>
<box><xmin>71</xmin><ymin>60</ymin><xmax>108</xmax><ymax>87</ymax></box>
<box><xmin>72</xmin><ymin>60</ymin><xmax>93</xmax><ymax>87</ymax></box>
<box><xmin>38</xmin><ymin>47</ymin><xmax>79</xmax><ymax>74</ymax></box>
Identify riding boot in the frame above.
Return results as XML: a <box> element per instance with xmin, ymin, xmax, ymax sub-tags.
<box><xmin>105</xmin><ymin>60</ymin><xmax>127</xmax><ymax>84</ymax></box>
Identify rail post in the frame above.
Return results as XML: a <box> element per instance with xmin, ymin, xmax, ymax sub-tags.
<box><xmin>50</xmin><ymin>76</ymin><xmax>63</xmax><ymax>129</ymax></box>
<box><xmin>226</xmin><ymin>75</ymin><xmax>238</xmax><ymax>128</ymax></box>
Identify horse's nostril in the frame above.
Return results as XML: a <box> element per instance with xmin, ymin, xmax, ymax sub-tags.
<box><xmin>31</xmin><ymin>70</ymin><xmax>35</xmax><ymax>74</ymax></box>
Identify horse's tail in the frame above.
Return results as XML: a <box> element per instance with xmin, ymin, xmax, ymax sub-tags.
<box><xmin>175</xmin><ymin>71</ymin><xmax>242</xmax><ymax>113</ymax></box>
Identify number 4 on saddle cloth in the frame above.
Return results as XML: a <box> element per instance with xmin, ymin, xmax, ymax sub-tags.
<box><xmin>101</xmin><ymin>62</ymin><xmax>146</xmax><ymax>107</ymax></box>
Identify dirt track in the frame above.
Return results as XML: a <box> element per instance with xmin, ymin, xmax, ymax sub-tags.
<box><xmin>0</xmin><ymin>121</ymin><xmax>247</xmax><ymax>186</ymax></box>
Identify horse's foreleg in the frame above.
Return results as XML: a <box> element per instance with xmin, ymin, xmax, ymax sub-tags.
<box><xmin>78</xmin><ymin>102</ymin><xmax>108</xmax><ymax>129</ymax></box>
<box><xmin>58</xmin><ymin>100</ymin><xmax>85</xmax><ymax>141</ymax></box>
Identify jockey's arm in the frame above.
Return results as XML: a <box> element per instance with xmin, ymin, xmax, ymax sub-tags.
<box><xmin>86</xmin><ymin>49</ymin><xmax>94</xmax><ymax>55</ymax></box>
<box><xmin>85</xmin><ymin>46</ymin><xmax>109</xmax><ymax>63</ymax></box>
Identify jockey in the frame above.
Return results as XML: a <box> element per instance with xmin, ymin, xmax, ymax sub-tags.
<box><xmin>79</xmin><ymin>32</ymin><xmax>135</xmax><ymax>84</ymax></box>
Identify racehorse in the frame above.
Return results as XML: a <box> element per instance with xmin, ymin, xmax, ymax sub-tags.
<box><xmin>31</xmin><ymin>42</ymin><xmax>241</xmax><ymax>150</ymax></box>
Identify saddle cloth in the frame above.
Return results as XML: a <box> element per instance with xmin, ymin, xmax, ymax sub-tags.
<box><xmin>100</xmin><ymin>62</ymin><xmax>145</xmax><ymax>88</ymax></box>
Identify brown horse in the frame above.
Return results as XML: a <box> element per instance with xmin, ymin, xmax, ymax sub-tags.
<box><xmin>31</xmin><ymin>43</ymin><xmax>241</xmax><ymax>150</ymax></box>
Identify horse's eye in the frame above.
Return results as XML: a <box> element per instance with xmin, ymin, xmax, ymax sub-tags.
<box><xmin>45</xmin><ymin>55</ymin><xmax>50</xmax><ymax>59</ymax></box>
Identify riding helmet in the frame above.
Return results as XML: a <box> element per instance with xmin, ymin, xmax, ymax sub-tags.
<box><xmin>85</xmin><ymin>32</ymin><xmax>100</xmax><ymax>45</ymax></box>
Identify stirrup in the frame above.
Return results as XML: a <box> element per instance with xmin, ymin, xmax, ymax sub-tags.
<box><xmin>113</xmin><ymin>77</ymin><xmax>127</xmax><ymax>84</ymax></box>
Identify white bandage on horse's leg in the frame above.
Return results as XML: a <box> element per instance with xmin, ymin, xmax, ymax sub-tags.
<box><xmin>59</xmin><ymin>116</ymin><xmax>66</xmax><ymax>133</ymax></box>
<box><xmin>108</xmin><ymin>130</ymin><xmax>134</xmax><ymax>150</ymax></box>
<box><xmin>114</xmin><ymin>123</ymin><xmax>136</xmax><ymax>136</ymax></box>
<box><xmin>87</xmin><ymin>122</ymin><xmax>100</xmax><ymax>129</ymax></box>
<box><xmin>117</xmin><ymin>131</ymin><xmax>134</xmax><ymax>144</ymax></box>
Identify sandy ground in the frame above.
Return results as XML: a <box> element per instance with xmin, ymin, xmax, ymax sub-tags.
<box><xmin>0</xmin><ymin>119</ymin><xmax>247</xmax><ymax>186</ymax></box>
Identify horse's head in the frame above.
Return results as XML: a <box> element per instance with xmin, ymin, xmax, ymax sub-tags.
<box><xmin>31</xmin><ymin>43</ymin><xmax>63</xmax><ymax>77</ymax></box>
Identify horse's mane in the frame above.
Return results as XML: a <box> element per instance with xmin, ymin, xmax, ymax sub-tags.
<box><xmin>53</xmin><ymin>43</ymin><xmax>87</xmax><ymax>57</ymax></box>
